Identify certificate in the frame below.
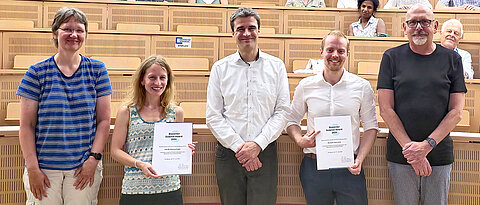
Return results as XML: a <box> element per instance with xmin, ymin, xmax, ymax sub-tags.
<box><xmin>314</xmin><ymin>116</ymin><xmax>354</xmax><ymax>170</ymax></box>
<box><xmin>152</xmin><ymin>122</ymin><xmax>192</xmax><ymax>175</ymax></box>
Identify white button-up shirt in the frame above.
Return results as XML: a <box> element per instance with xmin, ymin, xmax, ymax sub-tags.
<box><xmin>206</xmin><ymin>50</ymin><xmax>290</xmax><ymax>152</ymax></box>
<box><xmin>286</xmin><ymin>70</ymin><xmax>378</xmax><ymax>154</ymax></box>
<box><xmin>455</xmin><ymin>47</ymin><xmax>474</xmax><ymax>79</ymax></box>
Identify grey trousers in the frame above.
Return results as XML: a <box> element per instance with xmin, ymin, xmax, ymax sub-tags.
<box><xmin>388</xmin><ymin>161</ymin><xmax>452</xmax><ymax>205</ymax></box>
<box><xmin>215</xmin><ymin>142</ymin><xmax>278</xmax><ymax>205</ymax></box>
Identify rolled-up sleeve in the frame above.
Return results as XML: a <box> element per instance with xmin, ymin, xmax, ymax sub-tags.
<box><xmin>285</xmin><ymin>80</ymin><xmax>306</xmax><ymax>129</ymax></box>
<box><xmin>360</xmin><ymin>83</ymin><xmax>379</xmax><ymax>131</ymax></box>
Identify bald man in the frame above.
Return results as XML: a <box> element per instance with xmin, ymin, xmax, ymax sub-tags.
<box><xmin>377</xmin><ymin>4</ymin><xmax>466</xmax><ymax>205</ymax></box>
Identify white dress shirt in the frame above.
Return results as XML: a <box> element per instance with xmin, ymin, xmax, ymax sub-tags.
<box><xmin>337</xmin><ymin>0</ymin><xmax>358</xmax><ymax>8</ymax></box>
<box><xmin>383</xmin><ymin>0</ymin><xmax>433</xmax><ymax>8</ymax></box>
<box><xmin>206</xmin><ymin>50</ymin><xmax>290</xmax><ymax>152</ymax></box>
<box><xmin>286</xmin><ymin>69</ymin><xmax>378</xmax><ymax>154</ymax></box>
<box><xmin>455</xmin><ymin>47</ymin><xmax>474</xmax><ymax>79</ymax></box>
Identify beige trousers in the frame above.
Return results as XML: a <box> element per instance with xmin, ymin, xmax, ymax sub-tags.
<box><xmin>23</xmin><ymin>161</ymin><xmax>103</xmax><ymax>205</ymax></box>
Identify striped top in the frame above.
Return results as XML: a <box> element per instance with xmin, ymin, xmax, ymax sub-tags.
<box><xmin>122</xmin><ymin>106</ymin><xmax>181</xmax><ymax>194</ymax></box>
<box><xmin>16</xmin><ymin>55</ymin><xmax>112</xmax><ymax>170</ymax></box>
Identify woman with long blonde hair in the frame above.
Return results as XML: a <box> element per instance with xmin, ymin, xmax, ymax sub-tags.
<box><xmin>111</xmin><ymin>55</ymin><xmax>195</xmax><ymax>204</ymax></box>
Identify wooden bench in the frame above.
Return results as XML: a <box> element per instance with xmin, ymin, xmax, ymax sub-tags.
<box><xmin>5</xmin><ymin>103</ymin><xmax>21</xmax><ymax>121</ymax></box>
<box><xmin>0</xmin><ymin>20</ymin><xmax>34</xmax><ymax>29</ymax></box>
<box><xmin>165</xmin><ymin>57</ymin><xmax>210</xmax><ymax>72</ymax></box>
<box><xmin>176</xmin><ymin>25</ymin><xmax>219</xmax><ymax>33</ymax></box>
<box><xmin>292</xmin><ymin>59</ymin><xmax>309</xmax><ymax>72</ymax></box>
<box><xmin>357</xmin><ymin>62</ymin><xmax>381</xmax><ymax>75</ymax></box>
<box><xmin>116</xmin><ymin>23</ymin><xmax>160</xmax><ymax>32</ymax></box>
<box><xmin>90</xmin><ymin>56</ymin><xmax>141</xmax><ymax>71</ymax></box>
<box><xmin>291</xmin><ymin>28</ymin><xmax>331</xmax><ymax>36</ymax></box>
<box><xmin>13</xmin><ymin>55</ymin><xmax>50</xmax><ymax>69</ymax></box>
<box><xmin>179</xmin><ymin>101</ymin><xmax>206</xmax><ymax>124</ymax></box>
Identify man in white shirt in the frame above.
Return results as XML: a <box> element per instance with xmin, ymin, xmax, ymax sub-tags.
<box><xmin>440</xmin><ymin>19</ymin><xmax>474</xmax><ymax>79</ymax></box>
<box><xmin>383</xmin><ymin>0</ymin><xmax>432</xmax><ymax>9</ymax></box>
<box><xmin>435</xmin><ymin>0</ymin><xmax>480</xmax><ymax>10</ymax></box>
<box><xmin>337</xmin><ymin>0</ymin><xmax>358</xmax><ymax>8</ymax></box>
<box><xmin>285</xmin><ymin>30</ymin><xmax>378</xmax><ymax>205</ymax></box>
<box><xmin>206</xmin><ymin>7</ymin><xmax>290</xmax><ymax>205</ymax></box>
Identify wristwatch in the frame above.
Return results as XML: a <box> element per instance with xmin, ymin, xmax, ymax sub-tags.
<box><xmin>425</xmin><ymin>137</ymin><xmax>437</xmax><ymax>148</ymax></box>
<box><xmin>89</xmin><ymin>152</ymin><xmax>102</xmax><ymax>160</ymax></box>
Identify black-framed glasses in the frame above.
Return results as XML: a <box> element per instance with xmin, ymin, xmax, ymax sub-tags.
<box><xmin>59</xmin><ymin>28</ymin><xmax>85</xmax><ymax>34</ymax></box>
<box><xmin>405</xmin><ymin>19</ymin><xmax>435</xmax><ymax>28</ymax></box>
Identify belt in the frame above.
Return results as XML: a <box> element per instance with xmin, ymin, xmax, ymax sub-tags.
<box><xmin>304</xmin><ymin>153</ymin><xmax>316</xmax><ymax>159</ymax></box>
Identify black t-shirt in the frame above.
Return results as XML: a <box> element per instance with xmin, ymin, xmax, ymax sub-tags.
<box><xmin>377</xmin><ymin>43</ymin><xmax>467</xmax><ymax>166</ymax></box>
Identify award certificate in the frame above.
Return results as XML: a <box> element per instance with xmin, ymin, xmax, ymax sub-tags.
<box><xmin>314</xmin><ymin>116</ymin><xmax>354</xmax><ymax>170</ymax></box>
<box><xmin>152</xmin><ymin>122</ymin><xmax>192</xmax><ymax>175</ymax></box>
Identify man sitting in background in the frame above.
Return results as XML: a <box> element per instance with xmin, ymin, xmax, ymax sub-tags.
<box><xmin>436</xmin><ymin>0</ymin><xmax>480</xmax><ymax>10</ymax></box>
<box><xmin>440</xmin><ymin>19</ymin><xmax>474</xmax><ymax>79</ymax></box>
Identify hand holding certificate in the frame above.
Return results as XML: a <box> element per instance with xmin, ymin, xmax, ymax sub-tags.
<box><xmin>152</xmin><ymin>122</ymin><xmax>193</xmax><ymax>175</ymax></box>
<box><xmin>314</xmin><ymin>116</ymin><xmax>354</xmax><ymax>170</ymax></box>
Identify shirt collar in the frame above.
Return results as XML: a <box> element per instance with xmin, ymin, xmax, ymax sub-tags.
<box><xmin>316</xmin><ymin>68</ymin><xmax>350</xmax><ymax>85</ymax></box>
<box><xmin>302</xmin><ymin>0</ymin><xmax>312</xmax><ymax>6</ymax></box>
<box><xmin>355</xmin><ymin>15</ymin><xmax>375</xmax><ymax>27</ymax></box>
<box><xmin>233</xmin><ymin>48</ymin><xmax>262</xmax><ymax>64</ymax></box>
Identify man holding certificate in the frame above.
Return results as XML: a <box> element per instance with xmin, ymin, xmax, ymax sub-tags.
<box><xmin>285</xmin><ymin>30</ymin><xmax>378</xmax><ymax>205</ymax></box>
<box><xmin>206</xmin><ymin>7</ymin><xmax>290</xmax><ymax>205</ymax></box>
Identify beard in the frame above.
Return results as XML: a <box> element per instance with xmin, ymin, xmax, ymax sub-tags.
<box><xmin>411</xmin><ymin>31</ymin><xmax>428</xmax><ymax>45</ymax></box>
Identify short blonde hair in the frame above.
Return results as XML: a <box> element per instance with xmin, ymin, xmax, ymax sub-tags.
<box><xmin>125</xmin><ymin>55</ymin><xmax>176</xmax><ymax>114</ymax></box>
<box><xmin>321</xmin><ymin>30</ymin><xmax>350</xmax><ymax>51</ymax></box>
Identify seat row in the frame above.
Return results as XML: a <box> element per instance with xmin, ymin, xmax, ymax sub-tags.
<box><xmin>2</xmin><ymin>0</ymin><xmax>480</xmax><ymax>37</ymax></box>
<box><xmin>1</xmin><ymin>30</ymin><xmax>479</xmax><ymax>75</ymax></box>
<box><xmin>2</xmin><ymin>70</ymin><xmax>480</xmax><ymax>133</ymax></box>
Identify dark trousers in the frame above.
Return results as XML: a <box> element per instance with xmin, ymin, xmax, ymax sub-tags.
<box><xmin>119</xmin><ymin>189</ymin><xmax>183</xmax><ymax>205</ymax></box>
<box><xmin>300</xmin><ymin>156</ymin><xmax>368</xmax><ymax>205</ymax></box>
<box><xmin>215</xmin><ymin>142</ymin><xmax>278</xmax><ymax>205</ymax></box>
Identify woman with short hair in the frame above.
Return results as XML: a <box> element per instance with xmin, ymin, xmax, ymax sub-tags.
<box><xmin>17</xmin><ymin>7</ymin><xmax>112</xmax><ymax>204</ymax></box>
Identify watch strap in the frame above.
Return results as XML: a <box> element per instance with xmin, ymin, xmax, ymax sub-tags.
<box><xmin>425</xmin><ymin>137</ymin><xmax>437</xmax><ymax>148</ymax></box>
<box><xmin>89</xmin><ymin>152</ymin><xmax>102</xmax><ymax>160</ymax></box>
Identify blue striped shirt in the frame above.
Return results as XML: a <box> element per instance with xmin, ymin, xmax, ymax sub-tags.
<box><xmin>16</xmin><ymin>55</ymin><xmax>112</xmax><ymax>170</ymax></box>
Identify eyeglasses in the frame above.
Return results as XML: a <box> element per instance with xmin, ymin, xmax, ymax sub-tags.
<box><xmin>405</xmin><ymin>19</ymin><xmax>435</xmax><ymax>28</ymax></box>
<box><xmin>59</xmin><ymin>28</ymin><xmax>85</xmax><ymax>35</ymax></box>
